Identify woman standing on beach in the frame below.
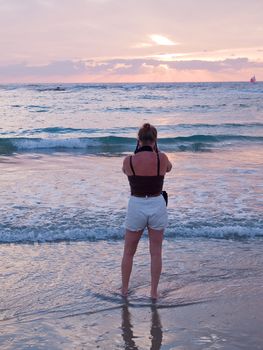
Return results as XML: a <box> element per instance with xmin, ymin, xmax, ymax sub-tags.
<box><xmin>121</xmin><ymin>123</ymin><xmax>172</xmax><ymax>299</ymax></box>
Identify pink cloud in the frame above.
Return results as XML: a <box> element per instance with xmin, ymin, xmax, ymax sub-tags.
<box><xmin>0</xmin><ymin>57</ymin><xmax>262</xmax><ymax>83</ymax></box>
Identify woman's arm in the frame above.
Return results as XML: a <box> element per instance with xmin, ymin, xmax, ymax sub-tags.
<box><xmin>162</xmin><ymin>153</ymin><xmax>172</xmax><ymax>172</ymax></box>
<box><xmin>122</xmin><ymin>156</ymin><xmax>129</xmax><ymax>174</ymax></box>
<box><xmin>159</xmin><ymin>152</ymin><xmax>172</xmax><ymax>173</ymax></box>
<box><xmin>166</xmin><ymin>158</ymin><xmax>172</xmax><ymax>172</ymax></box>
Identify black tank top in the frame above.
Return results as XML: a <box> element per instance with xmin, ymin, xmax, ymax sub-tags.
<box><xmin>128</xmin><ymin>149</ymin><xmax>164</xmax><ymax>196</ymax></box>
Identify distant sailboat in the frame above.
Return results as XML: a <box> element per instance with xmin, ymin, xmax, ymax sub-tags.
<box><xmin>250</xmin><ymin>75</ymin><xmax>256</xmax><ymax>83</ymax></box>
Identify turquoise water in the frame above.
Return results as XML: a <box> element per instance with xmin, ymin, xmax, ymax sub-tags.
<box><xmin>0</xmin><ymin>82</ymin><xmax>262</xmax><ymax>242</ymax></box>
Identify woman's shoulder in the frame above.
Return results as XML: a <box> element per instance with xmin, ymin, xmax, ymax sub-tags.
<box><xmin>123</xmin><ymin>154</ymin><xmax>132</xmax><ymax>163</ymax></box>
<box><xmin>158</xmin><ymin>151</ymin><xmax>169</xmax><ymax>161</ymax></box>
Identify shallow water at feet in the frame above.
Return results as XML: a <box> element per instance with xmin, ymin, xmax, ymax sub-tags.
<box><xmin>1</xmin><ymin>238</ymin><xmax>263</xmax><ymax>349</ymax></box>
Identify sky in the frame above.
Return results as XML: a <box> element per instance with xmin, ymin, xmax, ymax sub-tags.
<box><xmin>0</xmin><ymin>0</ymin><xmax>262</xmax><ymax>83</ymax></box>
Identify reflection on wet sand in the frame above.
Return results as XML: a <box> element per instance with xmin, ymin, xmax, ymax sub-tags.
<box><xmin>121</xmin><ymin>302</ymin><xmax>163</xmax><ymax>350</ymax></box>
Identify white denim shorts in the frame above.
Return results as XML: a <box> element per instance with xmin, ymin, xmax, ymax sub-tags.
<box><xmin>125</xmin><ymin>194</ymin><xmax>168</xmax><ymax>232</ymax></box>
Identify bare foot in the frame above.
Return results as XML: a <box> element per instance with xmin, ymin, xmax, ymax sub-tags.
<box><xmin>151</xmin><ymin>291</ymin><xmax>159</xmax><ymax>300</ymax></box>
<box><xmin>121</xmin><ymin>288</ymin><xmax>128</xmax><ymax>297</ymax></box>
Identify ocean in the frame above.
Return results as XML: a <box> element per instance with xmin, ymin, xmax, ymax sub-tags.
<box><xmin>1</xmin><ymin>82</ymin><xmax>263</xmax><ymax>349</ymax></box>
<box><xmin>0</xmin><ymin>82</ymin><xmax>262</xmax><ymax>242</ymax></box>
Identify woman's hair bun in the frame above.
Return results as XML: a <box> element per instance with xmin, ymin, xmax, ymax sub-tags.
<box><xmin>143</xmin><ymin>123</ymin><xmax>151</xmax><ymax>130</ymax></box>
<box><xmin>138</xmin><ymin>123</ymin><xmax>157</xmax><ymax>143</ymax></box>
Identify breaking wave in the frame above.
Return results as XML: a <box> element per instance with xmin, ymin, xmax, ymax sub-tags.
<box><xmin>0</xmin><ymin>224</ymin><xmax>262</xmax><ymax>243</ymax></box>
<box><xmin>1</xmin><ymin>134</ymin><xmax>262</xmax><ymax>155</ymax></box>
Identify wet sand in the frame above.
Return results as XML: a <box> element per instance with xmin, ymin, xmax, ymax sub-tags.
<box><xmin>1</xmin><ymin>238</ymin><xmax>263</xmax><ymax>349</ymax></box>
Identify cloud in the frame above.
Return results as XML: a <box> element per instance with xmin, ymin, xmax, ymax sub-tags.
<box><xmin>0</xmin><ymin>60</ymin><xmax>86</xmax><ymax>78</ymax></box>
<box><xmin>0</xmin><ymin>57</ymin><xmax>262</xmax><ymax>82</ymax></box>
<box><xmin>86</xmin><ymin>57</ymin><xmax>263</xmax><ymax>75</ymax></box>
<box><xmin>167</xmin><ymin>58</ymin><xmax>262</xmax><ymax>72</ymax></box>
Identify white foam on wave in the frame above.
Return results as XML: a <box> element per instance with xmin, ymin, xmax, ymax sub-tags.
<box><xmin>170</xmin><ymin>225</ymin><xmax>263</xmax><ymax>239</ymax></box>
<box><xmin>0</xmin><ymin>227</ymin><xmax>122</xmax><ymax>243</ymax></box>
<box><xmin>11</xmin><ymin>137</ymin><xmax>98</xmax><ymax>150</ymax></box>
<box><xmin>0</xmin><ymin>224</ymin><xmax>262</xmax><ymax>243</ymax></box>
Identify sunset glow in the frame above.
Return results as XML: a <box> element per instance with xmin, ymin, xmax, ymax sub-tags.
<box><xmin>149</xmin><ymin>34</ymin><xmax>177</xmax><ymax>46</ymax></box>
<box><xmin>0</xmin><ymin>0</ymin><xmax>262</xmax><ymax>83</ymax></box>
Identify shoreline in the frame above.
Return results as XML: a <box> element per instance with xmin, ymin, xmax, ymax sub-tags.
<box><xmin>1</xmin><ymin>238</ymin><xmax>263</xmax><ymax>349</ymax></box>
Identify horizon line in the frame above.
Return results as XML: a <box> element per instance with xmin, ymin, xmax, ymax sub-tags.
<box><xmin>1</xmin><ymin>80</ymin><xmax>261</xmax><ymax>85</ymax></box>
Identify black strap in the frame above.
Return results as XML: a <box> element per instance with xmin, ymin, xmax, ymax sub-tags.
<box><xmin>130</xmin><ymin>156</ymin><xmax>135</xmax><ymax>175</ymax></box>
<box><xmin>157</xmin><ymin>152</ymin><xmax>160</xmax><ymax>176</ymax></box>
<box><xmin>134</xmin><ymin>140</ymin><xmax>140</xmax><ymax>154</ymax></box>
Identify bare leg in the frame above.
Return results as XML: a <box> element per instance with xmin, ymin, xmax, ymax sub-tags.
<box><xmin>121</xmin><ymin>229</ymin><xmax>143</xmax><ymax>296</ymax></box>
<box><xmin>148</xmin><ymin>228</ymin><xmax>164</xmax><ymax>299</ymax></box>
